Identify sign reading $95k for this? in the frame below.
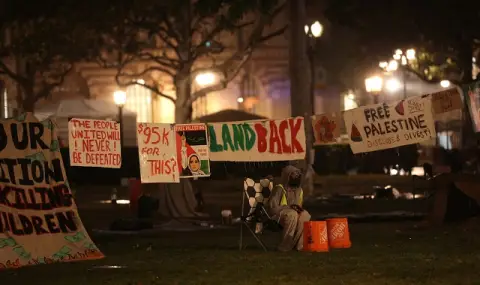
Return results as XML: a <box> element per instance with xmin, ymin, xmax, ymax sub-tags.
<box><xmin>137</xmin><ymin>123</ymin><xmax>179</xmax><ymax>183</ymax></box>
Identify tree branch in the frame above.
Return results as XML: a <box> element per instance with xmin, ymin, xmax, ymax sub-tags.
<box><xmin>35</xmin><ymin>64</ymin><xmax>73</xmax><ymax>102</ymax></box>
<box><xmin>114</xmin><ymin>72</ymin><xmax>176</xmax><ymax>103</ymax></box>
<box><xmin>0</xmin><ymin>59</ymin><xmax>29</xmax><ymax>87</ymax></box>
<box><xmin>402</xmin><ymin>65</ymin><xmax>462</xmax><ymax>86</ymax></box>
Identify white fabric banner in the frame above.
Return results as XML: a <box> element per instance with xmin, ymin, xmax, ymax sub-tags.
<box><xmin>208</xmin><ymin>117</ymin><xmax>306</xmax><ymax>162</ymax></box>
<box><xmin>137</xmin><ymin>123</ymin><xmax>180</xmax><ymax>183</ymax></box>
<box><xmin>343</xmin><ymin>96</ymin><xmax>436</xmax><ymax>154</ymax></box>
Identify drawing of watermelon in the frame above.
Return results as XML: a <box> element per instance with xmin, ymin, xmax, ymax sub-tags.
<box><xmin>350</xmin><ymin>124</ymin><xmax>362</xmax><ymax>142</ymax></box>
<box><xmin>395</xmin><ymin>100</ymin><xmax>405</xmax><ymax>115</ymax></box>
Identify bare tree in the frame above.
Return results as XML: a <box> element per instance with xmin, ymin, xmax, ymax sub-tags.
<box><xmin>99</xmin><ymin>0</ymin><xmax>287</xmax><ymax>123</ymax></box>
<box><xmin>0</xmin><ymin>3</ymin><xmax>96</xmax><ymax>112</ymax></box>
<box><xmin>97</xmin><ymin>0</ymin><xmax>287</xmax><ymax>218</ymax></box>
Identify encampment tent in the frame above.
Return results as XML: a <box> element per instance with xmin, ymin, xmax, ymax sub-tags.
<box><xmin>34</xmin><ymin>99</ymin><xmax>138</xmax><ymax>147</ymax></box>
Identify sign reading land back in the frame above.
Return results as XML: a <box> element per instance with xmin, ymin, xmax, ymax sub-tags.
<box><xmin>343</xmin><ymin>96</ymin><xmax>436</xmax><ymax>154</ymax></box>
<box><xmin>0</xmin><ymin>113</ymin><xmax>103</xmax><ymax>270</ymax></box>
<box><xmin>208</xmin><ymin>117</ymin><xmax>306</xmax><ymax>161</ymax></box>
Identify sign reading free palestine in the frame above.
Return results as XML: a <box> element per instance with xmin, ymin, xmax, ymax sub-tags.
<box><xmin>207</xmin><ymin>117</ymin><xmax>306</xmax><ymax>161</ymax></box>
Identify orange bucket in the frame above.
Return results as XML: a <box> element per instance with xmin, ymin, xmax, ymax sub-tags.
<box><xmin>326</xmin><ymin>218</ymin><xmax>351</xmax><ymax>249</ymax></box>
<box><xmin>303</xmin><ymin>221</ymin><xmax>329</xmax><ymax>252</ymax></box>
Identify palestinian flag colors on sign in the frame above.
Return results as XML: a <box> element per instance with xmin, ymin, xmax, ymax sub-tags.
<box><xmin>174</xmin><ymin>124</ymin><xmax>211</xmax><ymax>178</ymax></box>
<box><xmin>343</xmin><ymin>96</ymin><xmax>436</xmax><ymax>154</ymax></box>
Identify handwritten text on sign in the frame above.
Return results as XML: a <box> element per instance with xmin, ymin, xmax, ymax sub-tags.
<box><xmin>208</xmin><ymin>117</ymin><xmax>306</xmax><ymax>161</ymax></box>
<box><xmin>137</xmin><ymin>123</ymin><xmax>179</xmax><ymax>183</ymax></box>
<box><xmin>343</xmin><ymin>96</ymin><xmax>436</xmax><ymax>154</ymax></box>
<box><xmin>68</xmin><ymin>119</ymin><xmax>121</xmax><ymax>168</ymax></box>
<box><xmin>0</xmin><ymin>113</ymin><xmax>103</xmax><ymax>269</ymax></box>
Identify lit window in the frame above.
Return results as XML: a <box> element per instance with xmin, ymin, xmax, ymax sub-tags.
<box><xmin>125</xmin><ymin>84</ymin><xmax>153</xmax><ymax>123</ymax></box>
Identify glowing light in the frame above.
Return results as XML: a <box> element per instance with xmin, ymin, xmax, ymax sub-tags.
<box><xmin>365</xmin><ymin>76</ymin><xmax>383</xmax><ymax>93</ymax></box>
<box><xmin>113</xmin><ymin>90</ymin><xmax>127</xmax><ymax>106</ymax></box>
<box><xmin>195</xmin><ymin>72</ymin><xmax>216</xmax><ymax>87</ymax></box>
<box><xmin>386</xmin><ymin>60</ymin><xmax>399</xmax><ymax>72</ymax></box>
<box><xmin>385</xmin><ymin>78</ymin><xmax>401</xmax><ymax>92</ymax></box>
<box><xmin>310</xmin><ymin>21</ymin><xmax>323</xmax><ymax>38</ymax></box>
<box><xmin>237</xmin><ymin>97</ymin><xmax>244</xmax><ymax>103</ymax></box>
<box><xmin>440</xmin><ymin>80</ymin><xmax>451</xmax><ymax>88</ymax></box>
<box><xmin>304</xmin><ymin>25</ymin><xmax>309</xmax><ymax>35</ymax></box>
<box><xmin>379</xmin><ymin>61</ymin><xmax>388</xmax><ymax>69</ymax></box>
<box><xmin>406</xmin><ymin>49</ymin><xmax>416</xmax><ymax>60</ymax></box>
<box><xmin>395</xmin><ymin>49</ymin><xmax>403</xmax><ymax>56</ymax></box>
<box><xmin>401</xmin><ymin>55</ymin><xmax>407</xmax><ymax>65</ymax></box>
<box><xmin>136</xmin><ymin>79</ymin><xmax>145</xmax><ymax>84</ymax></box>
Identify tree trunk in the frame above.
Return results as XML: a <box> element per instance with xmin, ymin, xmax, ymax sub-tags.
<box><xmin>288</xmin><ymin>0</ymin><xmax>315</xmax><ymax>196</ymax></box>
<box><xmin>459</xmin><ymin>38</ymin><xmax>476</xmax><ymax>150</ymax></box>
<box><xmin>157</xmin><ymin>74</ymin><xmax>207</xmax><ymax>218</ymax></box>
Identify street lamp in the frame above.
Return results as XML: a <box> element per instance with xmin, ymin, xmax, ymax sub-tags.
<box><xmin>195</xmin><ymin>72</ymin><xmax>216</xmax><ymax>87</ymax></box>
<box><xmin>380</xmin><ymin>48</ymin><xmax>416</xmax><ymax>99</ymax></box>
<box><xmin>440</xmin><ymin>80</ymin><xmax>451</xmax><ymax>88</ymax></box>
<box><xmin>304</xmin><ymin>20</ymin><xmax>324</xmax><ymax>115</ymax></box>
<box><xmin>113</xmin><ymin>90</ymin><xmax>126</xmax><ymax>150</ymax></box>
<box><xmin>365</xmin><ymin>75</ymin><xmax>383</xmax><ymax>104</ymax></box>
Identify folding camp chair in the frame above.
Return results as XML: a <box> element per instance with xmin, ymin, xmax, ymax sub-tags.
<box><xmin>239</xmin><ymin>177</ymin><xmax>283</xmax><ymax>251</ymax></box>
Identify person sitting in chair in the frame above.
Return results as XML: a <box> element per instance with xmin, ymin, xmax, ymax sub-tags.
<box><xmin>268</xmin><ymin>165</ymin><xmax>311</xmax><ymax>251</ymax></box>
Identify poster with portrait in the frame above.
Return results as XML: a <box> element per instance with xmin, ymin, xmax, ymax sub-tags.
<box><xmin>174</xmin><ymin>124</ymin><xmax>210</xmax><ymax>178</ymax></box>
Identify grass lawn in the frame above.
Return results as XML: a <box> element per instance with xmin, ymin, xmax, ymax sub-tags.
<box><xmin>1</xmin><ymin>222</ymin><xmax>479</xmax><ymax>285</ymax></box>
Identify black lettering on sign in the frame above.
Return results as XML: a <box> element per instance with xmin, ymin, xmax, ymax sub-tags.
<box><xmin>0</xmin><ymin>210</ymin><xmax>78</xmax><ymax>235</ymax></box>
<box><xmin>0</xmin><ymin>158</ymin><xmax>64</xmax><ymax>185</ymax></box>
<box><xmin>0</xmin><ymin>183</ymin><xmax>73</xmax><ymax>210</ymax></box>
<box><xmin>7</xmin><ymin>122</ymin><xmax>49</xmax><ymax>151</ymax></box>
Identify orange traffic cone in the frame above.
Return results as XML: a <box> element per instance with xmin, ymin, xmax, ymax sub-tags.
<box><xmin>303</xmin><ymin>221</ymin><xmax>329</xmax><ymax>252</ymax></box>
<box><xmin>326</xmin><ymin>218</ymin><xmax>351</xmax><ymax>249</ymax></box>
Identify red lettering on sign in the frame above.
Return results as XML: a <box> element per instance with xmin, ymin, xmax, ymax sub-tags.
<box><xmin>254</xmin><ymin>123</ymin><xmax>268</xmax><ymax>153</ymax></box>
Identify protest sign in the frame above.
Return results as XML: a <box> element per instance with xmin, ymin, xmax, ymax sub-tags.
<box><xmin>68</xmin><ymin>118</ymin><xmax>121</xmax><ymax>168</ymax></box>
<box><xmin>137</xmin><ymin>123</ymin><xmax>179</xmax><ymax>183</ymax></box>
<box><xmin>208</xmin><ymin>117</ymin><xmax>306</xmax><ymax>161</ymax></box>
<box><xmin>343</xmin><ymin>96</ymin><xmax>436</xmax><ymax>154</ymax></box>
<box><xmin>464</xmin><ymin>81</ymin><xmax>480</xmax><ymax>132</ymax></box>
<box><xmin>175</xmin><ymin>124</ymin><xmax>210</xmax><ymax>178</ymax></box>
<box><xmin>312</xmin><ymin>112</ymin><xmax>345</xmax><ymax>145</ymax></box>
<box><xmin>0</xmin><ymin>113</ymin><xmax>103</xmax><ymax>270</ymax></box>
<box><xmin>428</xmin><ymin>88</ymin><xmax>463</xmax><ymax>114</ymax></box>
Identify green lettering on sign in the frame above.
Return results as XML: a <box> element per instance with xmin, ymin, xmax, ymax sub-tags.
<box><xmin>208</xmin><ymin>125</ymin><xmax>223</xmax><ymax>152</ymax></box>
<box><xmin>221</xmin><ymin>124</ymin><xmax>235</xmax><ymax>151</ymax></box>
<box><xmin>232</xmin><ymin>124</ymin><xmax>245</xmax><ymax>151</ymax></box>
<box><xmin>243</xmin><ymin>123</ymin><xmax>256</xmax><ymax>150</ymax></box>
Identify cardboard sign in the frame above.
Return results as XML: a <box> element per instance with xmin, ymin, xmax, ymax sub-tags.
<box><xmin>464</xmin><ymin>81</ymin><xmax>480</xmax><ymax>132</ymax></box>
<box><xmin>343</xmin><ymin>96</ymin><xmax>436</xmax><ymax>154</ymax></box>
<box><xmin>208</xmin><ymin>117</ymin><xmax>306</xmax><ymax>161</ymax></box>
<box><xmin>68</xmin><ymin>118</ymin><xmax>121</xmax><ymax>168</ymax></box>
<box><xmin>429</xmin><ymin>88</ymin><xmax>463</xmax><ymax>114</ymax></box>
<box><xmin>0</xmin><ymin>113</ymin><xmax>103</xmax><ymax>270</ymax></box>
<box><xmin>137</xmin><ymin>123</ymin><xmax>179</xmax><ymax>183</ymax></box>
<box><xmin>174</xmin><ymin>124</ymin><xmax>210</xmax><ymax>178</ymax></box>
<box><xmin>312</xmin><ymin>112</ymin><xmax>345</xmax><ymax>145</ymax></box>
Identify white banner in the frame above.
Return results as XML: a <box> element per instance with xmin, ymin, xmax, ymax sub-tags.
<box><xmin>343</xmin><ymin>96</ymin><xmax>436</xmax><ymax>154</ymax></box>
<box><xmin>68</xmin><ymin>118</ymin><xmax>121</xmax><ymax>168</ymax></box>
<box><xmin>137</xmin><ymin>123</ymin><xmax>179</xmax><ymax>183</ymax></box>
<box><xmin>208</xmin><ymin>117</ymin><xmax>306</xmax><ymax>161</ymax></box>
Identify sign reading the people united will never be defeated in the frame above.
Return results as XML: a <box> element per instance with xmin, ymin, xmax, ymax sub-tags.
<box><xmin>343</xmin><ymin>96</ymin><xmax>436</xmax><ymax>154</ymax></box>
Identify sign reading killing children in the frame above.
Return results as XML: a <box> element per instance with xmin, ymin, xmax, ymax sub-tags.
<box><xmin>137</xmin><ymin>123</ymin><xmax>179</xmax><ymax>183</ymax></box>
<box><xmin>174</xmin><ymin>124</ymin><xmax>210</xmax><ymax>178</ymax></box>
<box><xmin>0</xmin><ymin>113</ymin><xmax>103</xmax><ymax>270</ymax></box>
<box><xmin>68</xmin><ymin>118</ymin><xmax>121</xmax><ymax>168</ymax></box>
<box><xmin>208</xmin><ymin>117</ymin><xmax>306</xmax><ymax>161</ymax></box>
<box><xmin>343</xmin><ymin>96</ymin><xmax>436</xmax><ymax>154</ymax></box>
